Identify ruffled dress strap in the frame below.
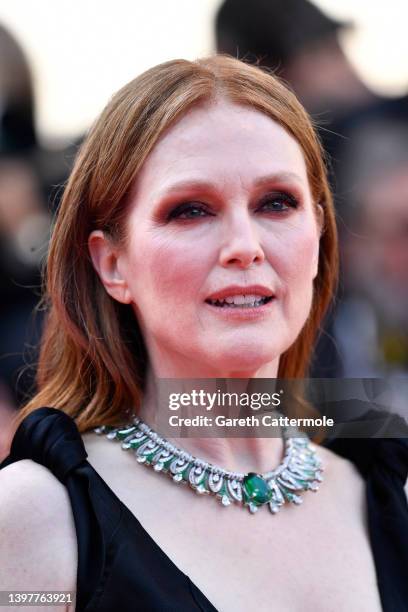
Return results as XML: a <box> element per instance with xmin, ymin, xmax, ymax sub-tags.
<box><xmin>1</xmin><ymin>407</ymin><xmax>88</xmax><ymax>481</ymax></box>
<box><xmin>325</xmin><ymin>410</ymin><xmax>408</xmax><ymax>612</ymax></box>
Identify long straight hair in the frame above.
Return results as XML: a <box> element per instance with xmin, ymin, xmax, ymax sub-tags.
<box><xmin>16</xmin><ymin>55</ymin><xmax>338</xmax><ymax>434</ymax></box>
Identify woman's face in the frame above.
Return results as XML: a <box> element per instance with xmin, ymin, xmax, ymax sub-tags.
<box><xmin>91</xmin><ymin>100</ymin><xmax>323</xmax><ymax>377</ymax></box>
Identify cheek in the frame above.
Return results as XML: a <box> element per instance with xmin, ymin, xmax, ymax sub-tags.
<box><xmin>272</xmin><ymin>226</ymin><xmax>319</xmax><ymax>310</ymax></box>
<box><xmin>127</xmin><ymin>231</ymin><xmax>210</xmax><ymax>309</ymax></box>
<box><xmin>278</xmin><ymin>220</ymin><xmax>319</xmax><ymax>279</ymax></box>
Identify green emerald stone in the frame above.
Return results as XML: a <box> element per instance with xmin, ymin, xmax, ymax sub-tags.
<box><xmin>282</xmin><ymin>489</ymin><xmax>296</xmax><ymax>502</ymax></box>
<box><xmin>242</xmin><ymin>473</ymin><xmax>272</xmax><ymax>506</ymax></box>
<box><xmin>116</xmin><ymin>426</ymin><xmax>137</xmax><ymax>440</ymax></box>
<box><xmin>128</xmin><ymin>438</ymin><xmax>144</xmax><ymax>449</ymax></box>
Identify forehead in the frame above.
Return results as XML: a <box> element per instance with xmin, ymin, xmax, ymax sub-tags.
<box><xmin>133</xmin><ymin>100</ymin><xmax>309</xmax><ymax>196</ymax></box>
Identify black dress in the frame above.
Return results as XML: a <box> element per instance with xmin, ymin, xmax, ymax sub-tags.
<box><xmin>1</xmin><ymin>407</ymin><xmax>407</xmax><ymax>612</ymax></box>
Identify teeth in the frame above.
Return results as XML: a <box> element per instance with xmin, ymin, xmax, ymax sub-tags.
<box><xmin>208</xmin><ymin>294</ymin><xmax>271</xmax><ymax>308</ymax></box>
<box><xmin>224</xmin><ymin>294</ymin><xmax>262</xmax><ymax>305</ymax></box>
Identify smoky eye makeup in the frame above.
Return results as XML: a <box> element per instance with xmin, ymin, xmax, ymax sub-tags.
<box><xmin>157</xmin><ymin>187</ymin><xmax>303</xmax><ymax>224</ymax></box>
<box><xmin>257</xmin><ymin>190</ymin><xmax>300</xmax><ymax>211</ymax></box>
<box><xmin>165</xmin><ymin>201</ymin><xmax>213</xmax><ymax>221</ymax></box>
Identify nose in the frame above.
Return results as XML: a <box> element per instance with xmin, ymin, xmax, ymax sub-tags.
<box><xmin>219</xmin><ymin>209</ymin><xmax>265</xmax><ymax>269</ymax></box>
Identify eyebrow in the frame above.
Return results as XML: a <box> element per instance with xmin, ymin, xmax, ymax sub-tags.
<box><xmin>156</xmin><ymin>171</ymin><xmax>305</xmax><ymax>198</ymax></box>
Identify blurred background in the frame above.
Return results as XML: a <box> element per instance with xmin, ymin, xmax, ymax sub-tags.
<box><xmin>1</xmin><ymin>0</ymin><xmax>408</xmax><ymax>459</ymax></box>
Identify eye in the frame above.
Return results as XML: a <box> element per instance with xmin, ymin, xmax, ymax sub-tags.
<box><xmin>258</xmin><ymin>191</ymin><xmax>299</xmax><ymax>213</ymax></box>
<box><xmin>167</xmin><ymin>202</ymin><xmax>213</xmax><ymax>221</ymax></box>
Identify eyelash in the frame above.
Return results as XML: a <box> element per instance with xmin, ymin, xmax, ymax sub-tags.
<box><xmin>166</xmin><ymin>192</ymin><xmax>299</xmax><ymax>221</ymax></box>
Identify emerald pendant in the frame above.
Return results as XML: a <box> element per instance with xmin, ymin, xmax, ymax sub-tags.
<box><xmin>242</xmin><ymin>473</ymin><xmax>272</xmax><ymax>506</ymax></box>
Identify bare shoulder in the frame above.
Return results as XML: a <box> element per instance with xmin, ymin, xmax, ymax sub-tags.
<box><xmin>0</xmin><ymin>460</ymin><xmax>77</xmax><ymax>607</ymax></box>
<box><xmin>0</xmin><ymin>458</ymin><xmax>75</xmax><ymax>526</ymax></box>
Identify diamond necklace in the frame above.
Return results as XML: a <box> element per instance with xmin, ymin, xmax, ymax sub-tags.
<box><xmin>94</xmin><ymin>416</ymin><xmax>324</xmax><ymax>515</ymax></box>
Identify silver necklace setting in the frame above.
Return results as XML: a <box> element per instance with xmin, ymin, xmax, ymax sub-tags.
<box><xmin>94</xmin><ymin>416</ymin><xmax>324</xmax><ymax>515</ymax></box>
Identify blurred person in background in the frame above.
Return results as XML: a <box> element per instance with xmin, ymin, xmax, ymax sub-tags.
<box><xmin>0</xmin><ymin>24</ymin><xmax>74</xmax><ymax>418</ymax></box>
<box><xmin>215</xmin><ymin>0</ymin><xmax>376</xmax><ymax>135</ymax></box>
<box><xmin>334</xmin><ymin>115</ymin><xmax>408</xmax><ymax>377</ymax></box>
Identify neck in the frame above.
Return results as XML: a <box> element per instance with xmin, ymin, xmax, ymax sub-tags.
<box><xmin>137</xmin><ymin>367</ymin><xmax>284</xmax><ymax>475</ymax></box>
<box><xmin>140</xmin><ymin>338</ymin><xmax>281</xmax><ymax>379</ymax></box>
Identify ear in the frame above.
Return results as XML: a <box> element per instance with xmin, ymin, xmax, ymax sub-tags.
<box><xmin>316</xmin><ymin>204</ymin><xmax>325</xmax><ymax>237</ymax></box>
<box><xmin>313</xmin><ymin>204</ymin><xmax>325</xmax><ymax>280</ymax></box>
<box><xmin>88</xmin><ymin>230</ymin><xmax>131</xmax><ymax>304</ymax></box>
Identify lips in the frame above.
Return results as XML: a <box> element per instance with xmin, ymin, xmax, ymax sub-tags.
<box><xmin>204</xmin><ymin>284</ymin><xmax>275</xmax><ymax>309</ymax></box>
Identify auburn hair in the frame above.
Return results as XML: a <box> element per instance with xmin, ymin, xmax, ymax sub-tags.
<box><xmin>16</xmin><ymin>55</ymin><xmax>338</xmax><ymax>435</ymax></box>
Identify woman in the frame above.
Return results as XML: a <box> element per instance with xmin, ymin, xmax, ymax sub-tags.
<box><xmin>0</xmin><ymin>56</ymin><xmax>407</xmax><ymax>612</ymax></box>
